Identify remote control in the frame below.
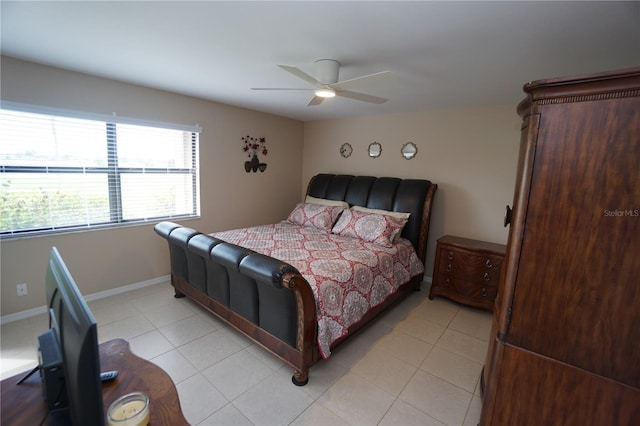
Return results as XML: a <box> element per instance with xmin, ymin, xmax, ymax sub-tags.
<box><xmin>100</xmin><ymin>370</ymin><xmax>118</xmax><ymax>382</ymax></box>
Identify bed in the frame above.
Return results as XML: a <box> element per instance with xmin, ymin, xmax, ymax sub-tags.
<box><xmin>154</xmin><ymin>173</ymin><xmax>437</xmax><ymax>385</ymax></box>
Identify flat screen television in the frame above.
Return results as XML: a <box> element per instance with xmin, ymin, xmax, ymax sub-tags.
<box><xmin>43</xmin><ymin>247</ymin><xmax>105</xmax><ymax>426</ymax></box>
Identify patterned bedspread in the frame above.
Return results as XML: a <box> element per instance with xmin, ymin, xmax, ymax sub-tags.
<box><xmin>213</xmin><ymin>221</ymin><xmax>424</xmax><ymax>358</ymax></box>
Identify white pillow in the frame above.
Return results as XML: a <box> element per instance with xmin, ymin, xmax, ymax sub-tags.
<box><xmin>305</xmin><ymin>195</ymin><xmax>349</xmax><ymax>208</ymax></box>
<box><xmin>351</xmin><ymin>205</ymin><xmax>411</xmax><ymax>219</ymax></box>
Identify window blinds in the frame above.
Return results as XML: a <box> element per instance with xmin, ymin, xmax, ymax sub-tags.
<box><xmin>0</xmin><ymin>106</ymin><xmax>200</xmax><ymax>237</ymax></box>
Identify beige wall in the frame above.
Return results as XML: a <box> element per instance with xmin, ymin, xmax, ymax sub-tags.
<box><xmin>302</xmin><ymin>107</ymin><xmax>522</xmax><ymax>275</ymax></box>
<box><xmin>1</xmin><ymin>56</ymin><xmax>523</xmax><ymax>318</ymax></box>
<box><xmin>0</xmin><ymin>57</ymin><xmax>304</xmax><ymax>316</ymax></box>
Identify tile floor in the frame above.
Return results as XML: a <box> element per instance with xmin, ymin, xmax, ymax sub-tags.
<box><xmin>0</xmin><ymin>281</ymin><xmax>492</xmax><ymax>425</ymax></box>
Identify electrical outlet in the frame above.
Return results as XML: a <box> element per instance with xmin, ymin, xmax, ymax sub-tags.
<box><xmin>17</xmin><ymin>283</ymin><xmax>28</xmax><ymax>296</ymax></box>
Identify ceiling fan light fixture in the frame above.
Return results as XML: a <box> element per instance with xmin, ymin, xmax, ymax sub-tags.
<box><xmin>315</xmin><ymin>88</ymin><xmax>336</xmax><ymax>98</ymax></box>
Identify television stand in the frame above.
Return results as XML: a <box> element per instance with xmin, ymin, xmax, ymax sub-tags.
<box><xmin>1</xmin><ymin>338</ymin><xmax>188</xmax><ymax>425</ymax></box>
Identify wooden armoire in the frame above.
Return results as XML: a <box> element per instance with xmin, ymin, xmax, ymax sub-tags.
<box><xmin>480</xmin><ymin>67</ymin><xmax>640</xmax><ymax>425</ymax></box>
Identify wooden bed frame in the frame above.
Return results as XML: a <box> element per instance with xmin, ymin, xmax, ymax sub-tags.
<box><xmin>155</xmin><ymin>174</ymin><xmax>437</xmax><ymax>385</ymax></box>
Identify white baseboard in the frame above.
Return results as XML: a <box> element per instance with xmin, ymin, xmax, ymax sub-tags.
<box><xmin>83</xmin><ymin>275</ymin><xmax>170</xmax><ymax>303</ymax></box>
<box><xmin>0</xmin><ymin>306</ymin><xmax>48</xmax><ymax>326</ymax></box>
<box><xmin>422</xmin><ymin>275</ymin><xmax>433</xmax><ymax>291</ymax></box>
<box><xmin>0</xmin><ymin>275</ymin><xmax>170</xmax><ymax>325</ymax></box>
<box><xmin>2</xmin><ymin>274</ymin><xmax>431</xmax><ymax>325</ymax></box>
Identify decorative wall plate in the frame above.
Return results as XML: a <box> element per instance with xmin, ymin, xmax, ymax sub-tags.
<box><xmin>340</xmin><ymin>143</ymin><xmax>353</xmax><ymax>158</ymax></box>
<box><xmin>401</xmin><ymin>142</ymin><xmax>417</xmax><ymax>159</ymax></box>
<box><xmin>368</xmin><ymin>142</ymin><xmax>382</xmax><ymax>158</ymax></box>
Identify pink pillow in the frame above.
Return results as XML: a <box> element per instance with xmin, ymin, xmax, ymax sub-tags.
<box><xmin>286</xmin><ymin>203</ymin><xmax>344</xmax><ymax>231</ymax></box>
<box><xmin>331</xmin><ymin>209</ymin><xmax>408</xmax><ymax>247</ymax></box>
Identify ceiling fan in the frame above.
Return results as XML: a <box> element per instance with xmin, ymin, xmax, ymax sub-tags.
<box><xmin>251</xmin><ymin>59</ymin><xmax>393</xmax><ymax>106</ymax></box>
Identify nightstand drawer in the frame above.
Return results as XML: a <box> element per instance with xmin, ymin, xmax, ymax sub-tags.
<box><xmin>438</xmin><ymin>250</ymin><xmax>503</xmax><ymax>283</ymax></box>
<box><xmin>429</xmin><ymin>235</ymin><xmax>506</xmax><ymax>311</ymax></box>
<box><xmin>437</xmin><ymin>273</ymin><xmax>498</xmax><ymax>301</ymax></box>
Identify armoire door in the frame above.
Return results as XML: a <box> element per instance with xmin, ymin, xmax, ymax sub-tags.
<box><xmin>505</xmin><ymin>97</ymin><xmax>640</xmax><ymax>388</ymax></box>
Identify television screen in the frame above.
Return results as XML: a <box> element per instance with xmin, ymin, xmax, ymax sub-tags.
<box><xmin>45</xmin><ymin>247</ymin><xmax>104</xmax><ymax>426</ymax></box>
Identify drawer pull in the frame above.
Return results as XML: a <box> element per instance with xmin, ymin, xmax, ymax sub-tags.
<box><xmin>486</xmin><ymin>259</ymin><xmax>493</xmax><ymax>268</ymax></box>
<box><xmin>445</xmin><ymin>278</ymin><xmax>450</xmax><ymax>287</ymax></box>
<box><xmin>483</xmin><ymin>272</ymin><xmax>490</xmax><ymax>281</ymax></box>
<box><xmin>482</xmin><ymin>288</ymin><xmax>487</xmax><ymax>297</ymax></box>
<box><xmin>448</xmin><ymin>251</ymin><xmax>454</xmax><ymax>260</ymax></box>
<box><xmin>447</xmin><ymin>264</ymin><xmax>452</xmax><ymax>272</ymax></box>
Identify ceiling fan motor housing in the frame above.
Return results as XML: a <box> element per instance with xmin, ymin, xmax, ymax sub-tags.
<box><xmin>314</xmin><ymin>59</ymin><xmax>340</xmax><ymax>84</ymax></box>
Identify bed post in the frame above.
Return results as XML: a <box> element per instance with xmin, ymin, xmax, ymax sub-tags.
<box><xmin>417</xmin><ymin>183</ymin><xmax>438</xmax><ymax>264</ymax></box>
<box><xmin>281</xmin><ymin>272</ymin><xmax>317</xmax><ymax>386</ymax></box>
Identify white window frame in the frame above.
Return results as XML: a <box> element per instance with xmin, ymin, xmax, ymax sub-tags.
<box><xmin>0</xmin><ymin>102</ymin><xmax>201</xmax><ymax>238</ymax></box>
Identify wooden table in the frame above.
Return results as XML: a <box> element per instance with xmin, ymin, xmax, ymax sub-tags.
<box><xmin>1</xmin><ymin>338</ymin><xmax>188</xmax><ymax>425</ymax></box>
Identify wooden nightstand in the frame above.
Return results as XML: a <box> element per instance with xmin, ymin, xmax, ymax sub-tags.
<box><xmin>428</xmin><ymin>235</ymin><xmax>506</xmax><ymax>311</ymax></box>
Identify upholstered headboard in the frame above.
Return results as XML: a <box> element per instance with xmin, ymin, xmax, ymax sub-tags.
<box><xmin>306</xmin><ymin>174</ymin><xmax>437</xmax><ymax>262</ymax></box>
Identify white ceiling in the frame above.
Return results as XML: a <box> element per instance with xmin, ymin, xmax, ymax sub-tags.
<box><xmin>1</xmin><ymin>1</ymin><xmax>639</xmax><ymax>122</ymax></box>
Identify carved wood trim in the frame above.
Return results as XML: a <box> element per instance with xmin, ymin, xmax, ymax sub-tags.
<box><xmin>535</xmin><ymin>89</ymin><xmax>640</xmax><ymax>105</ymax></box>
<box><xmin>517</xmin><ymin>67</ymin><xmax>640</xmax><ymax>115</ymax></box>
<box><xmin>281</xmin><ymin>273</ymin><xmax>318</xmax><ymax>357</ymax></box>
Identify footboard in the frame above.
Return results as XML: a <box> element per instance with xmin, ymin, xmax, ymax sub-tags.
<box><xmin>154</xmin><ymin>221</ymin><xmax>318</xmax><ymax>385</ymax></box>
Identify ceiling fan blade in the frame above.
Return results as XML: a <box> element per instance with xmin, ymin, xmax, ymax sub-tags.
<box><xmin>307</xmin><ymin>96</ymin><xmax>325</xmax><ymax>106</ymax></box>
<box><xmin>251</xmin><ymin>88</ymin><xmax>314</xmax><ymax>91</ymax></box>
<box><xmin>332</xmin><ymin>70</ymin><xmax>394</xmax><ymax>91</ymax></box>
<box><xmin>336</xmin><ymin>90</ymin><xmax>388</xmax><ymax>104</ymax></box>
<box><xmin>278</xmin><ymin>65</ymin><xmax>321</xmax><ymax>86</ymax></box>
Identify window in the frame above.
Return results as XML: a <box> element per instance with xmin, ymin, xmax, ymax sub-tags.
<box><xmin>0</xmin><ymin>104</ymin><xmax>201</xmax><ymax>237</ymax></box>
